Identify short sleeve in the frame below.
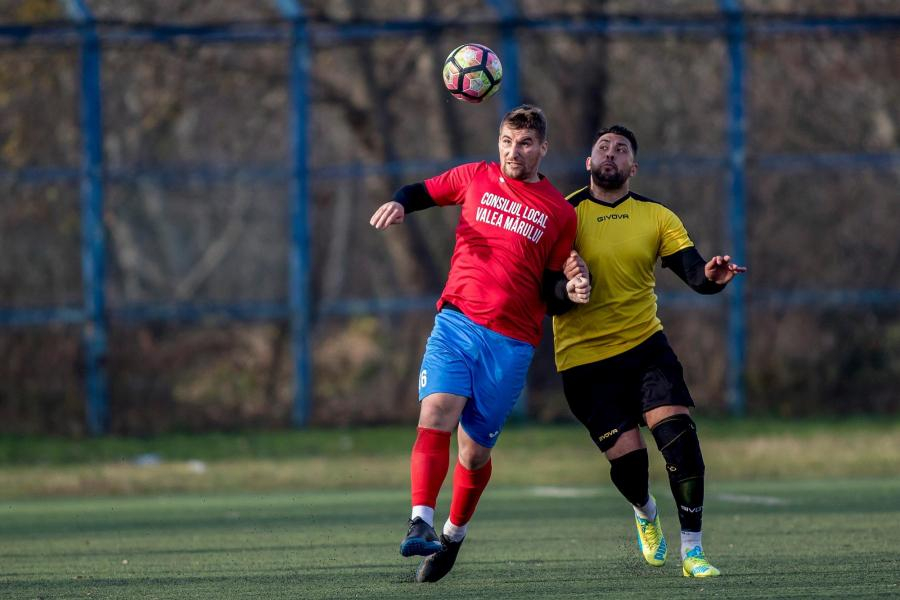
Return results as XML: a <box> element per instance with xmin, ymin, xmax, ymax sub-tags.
<box><xmin>659</xmin><ymin>207</ymin><xmax>694</xmax><ymax>258</ymax></box>
<box><xmin>424</xmin><ymin>162</ymin><xmax>485</xmax><ymax>206</ymax></box>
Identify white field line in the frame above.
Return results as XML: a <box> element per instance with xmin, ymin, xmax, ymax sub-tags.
<box><xmin>716</xmin><ymin>493</ymin><xmax>789</xmax><ymax>506</ymax></box>
<box><xmin>529</xmin><ymin>486</ymin><xmax>605</xmax><ymax>498</ymax></box>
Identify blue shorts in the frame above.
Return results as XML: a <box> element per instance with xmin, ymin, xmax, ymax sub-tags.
<box><xmin>418</xmin><ymin>308</ymin><xmax>535</xmax><ymax>448</ymax></box>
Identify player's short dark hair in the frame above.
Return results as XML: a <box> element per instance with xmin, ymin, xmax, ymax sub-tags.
<box><xmin>500</xmin><ymin>104</ymin><xmax>547</xmax><ymax>142</ymax></box>
<box><xmin>594</xmin><ymin>125</ymin><xmax>638</xmax><ymax>156</ymax></box>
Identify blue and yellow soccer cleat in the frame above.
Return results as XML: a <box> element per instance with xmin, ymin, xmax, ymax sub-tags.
<box><xmin>634</xmin><ymin>504</ymin><xmax>667</xmax><ymax>567</ymax></box>
<box><xmin>682</xmin><ymin>546</ymin><xmax>721</xmax><ymax>577</ymax></box>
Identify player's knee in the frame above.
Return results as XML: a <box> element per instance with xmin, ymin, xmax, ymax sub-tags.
<box><xmin>418</xmin><ymin>393</ymin><xmax>466</xmax><ymax>430</ymax></box>
<box><xmin>457</xmin><ymin>435</ymin><xmax>492</xmax><ymax>470</ymax></box>
<box><xmin>608</xmin><ymin>448</ymin><xmax>650</xmax><ymax>507</ymax></box>
<box><xmin>458</xmin><ymin>447</ymin><xmax>491</xmax><ymax>470</ymax></box>
<box><xmin>650</xmin><ymin>414</ymin><xmax>705</xmax><ymax>481</ymax></box>
<box><xmin>609</xmin><ymin>447</ymin><xmax>648</xmax><ymax>476</ymax></box>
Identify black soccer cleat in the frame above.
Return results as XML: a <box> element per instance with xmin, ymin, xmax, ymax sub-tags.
<box><xmin>400</xmin><ymin>517</ymin><xmax>443</xmax><ymax>557</ymax></box>
<box><xmin>415</xmin><ymin>534</ymin><xmax>464</xmax><ymax>583</ymax></box>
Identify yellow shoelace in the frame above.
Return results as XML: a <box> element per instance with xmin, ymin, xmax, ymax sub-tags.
<box><xmin>639</xmin><ymin>518</ymin><xmax>662</xmax><ymax>546</ymax></box>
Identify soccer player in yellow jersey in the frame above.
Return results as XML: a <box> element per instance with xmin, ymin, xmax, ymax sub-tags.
<box><xmin>554</xmin><ymin>125</ymin><xmax>746</xmax><ymax>578</ymax></box>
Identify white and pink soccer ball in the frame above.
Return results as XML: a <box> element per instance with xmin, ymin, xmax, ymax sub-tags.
<box><xmin>442</xmin><ymin>43</ymin><xmax>503</xmax><ymax>103</ymax></box>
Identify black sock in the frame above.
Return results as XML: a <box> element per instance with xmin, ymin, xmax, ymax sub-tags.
<box><xmin>608</xmin><ymin>448</ymin><xmax>650</xmax><ymax>507</ymax></box>
<box><xmin>671</xmin><ymin>476</ymin><xmax>704</xmax><ymax>532</ymax></box>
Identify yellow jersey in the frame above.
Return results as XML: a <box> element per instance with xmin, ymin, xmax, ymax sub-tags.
<box><xmin>553</xmin><ymin>187</ymin><xmax>694</xmax><ymax>371</ymax></box>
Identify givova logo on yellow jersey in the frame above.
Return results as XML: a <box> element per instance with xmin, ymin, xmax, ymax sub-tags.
<box><xmin>597</xmin><ymin>214</ymin><xmax>629</xmax><ymax>223</ymax></box>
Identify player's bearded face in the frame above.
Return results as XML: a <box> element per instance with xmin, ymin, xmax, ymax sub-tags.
<box><xmin>590</xmin><ymin>159</ymin><xmax>629</xmax><ymax>189</ymax></box>
<box><xmin>499</xmin><ymin>126</ymin><xmax>547</xmax><ymax>182</ymax></box>
<box><xmin>589</xmin><ymin>133</ymin><xmax>635</xmax><ymax>190</ymax></box>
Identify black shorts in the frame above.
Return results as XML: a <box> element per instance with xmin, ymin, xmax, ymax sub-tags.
<box><xmin>560</xmin><ymin>331</ymin><xmax>694</xmax><ymax>452</ymax></box>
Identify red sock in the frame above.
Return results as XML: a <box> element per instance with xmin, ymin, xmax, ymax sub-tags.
<box><xmin>449</xmin><ymin>459</ymin><xmax>492</xmax><ymax>526</ymax></box>
<box><xmin>410</xmin><ymin>427</ymin><xmax>452</xmax><ymax>508</ymax></box>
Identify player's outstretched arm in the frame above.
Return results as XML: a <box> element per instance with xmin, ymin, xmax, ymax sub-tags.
<box><xmin>371</xmin><ymin>182</ymin><xmax>438</xmax><ymax>230</ymax></box>
<box><xmin>369</xmin><ymin>201</ymin><xmax>406</xmax><ymax>230</ymax></box>
<box><xmin>661</xmin><ymin>247</ymin><xmax>745</xmax><ymax>294</ymax></box>
<box><xmin>704</xmin><ymin>254</ymin><xmax>747</xmax><ymax>285</ymax></box>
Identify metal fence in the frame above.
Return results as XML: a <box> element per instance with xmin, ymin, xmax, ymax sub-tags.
<box><xmin>1</xmin><ymin>1</ymin><xmax>899</xmax><ymax>434</ymax></box>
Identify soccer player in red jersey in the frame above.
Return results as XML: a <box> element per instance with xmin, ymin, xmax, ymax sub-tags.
<box><xmin>370</xmin><ymin>105</ymin><xmax>590</xmax><ymax>583</ymax></box>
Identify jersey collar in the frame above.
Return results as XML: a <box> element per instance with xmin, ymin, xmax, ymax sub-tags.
<box><xmin>587</xmin><ymin>189</ymin><xmax>631</xmax><ymax>208</ymax></box>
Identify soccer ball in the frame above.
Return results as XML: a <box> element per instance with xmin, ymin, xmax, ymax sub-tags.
<box><xmin>442</xmin><ymin>43</ymin><xmax>502</xmax><ymax>103</ymax></box>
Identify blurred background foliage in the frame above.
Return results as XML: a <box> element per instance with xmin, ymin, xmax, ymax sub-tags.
<box><xmin>0</xmin><ymin>0</ymin><xmax>898</xmax><ymax>434</ymax></box>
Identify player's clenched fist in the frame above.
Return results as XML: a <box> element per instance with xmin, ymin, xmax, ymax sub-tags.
<box><xmin>370</xmin><ymin>201</ymin><xmax>406</xmax><ymax>230</ymax></box>
<box><xmin>566</xmin><ymin>275</ymin><xmax>591</xmax><ymax>304</ymax></box>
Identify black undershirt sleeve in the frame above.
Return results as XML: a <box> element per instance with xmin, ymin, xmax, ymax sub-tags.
<box><xmin>543</xmin><ymin>269</ymin><xmax>577</xmax><ymax>316</ymax></box>
<box><xmin>392</xmin><ymin>182</ymin><xmax>437</xmax><ymax>213</ymax></box>
<box><xmin>661</xmin><ymin>246</ymin><xmax>726</xmax><ymax>295</ymax></box>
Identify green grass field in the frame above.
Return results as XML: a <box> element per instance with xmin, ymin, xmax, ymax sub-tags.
<box><xmin>3</xmin><ymin>480</ymin><xmax>899</xmax><ymax>599</ymax></box>
<box><xmin>2</xmin><ymin>421</ymin><xmax>899</xmax><ymax>598</ymax></box>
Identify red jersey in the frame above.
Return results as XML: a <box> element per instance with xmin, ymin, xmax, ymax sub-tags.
<box><xmin>424</xmin><ymin>161</ymin><xmax>577</xmax><ymax>346</ymax></box>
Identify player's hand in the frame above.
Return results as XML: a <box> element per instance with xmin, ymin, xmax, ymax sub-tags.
<box><xmin>563</xmin><ymin>250</ymin><xmax>589</xmax><ymax>281</ymax></box>
<box><xmin>369</xmin><ymin>201</ymin><xmax>405</xmax><ymax>230</ymax></box>
<box><xmin>704</xmin><ymin>254</ymin><xmax>747</xmax><ymax>284</ymax></box>
<box><xmin>566</xmin><ymin>275</ymin><xmax>591</xmax><ymax>304</ymax></box>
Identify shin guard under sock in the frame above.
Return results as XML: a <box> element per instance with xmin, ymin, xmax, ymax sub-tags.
<box><xmin>449</xmin><ymin>459</ymin><xmax>492</xmax><ymax>527</ymax></box>
<box><xmin>651</xmin><ymin>415</ymin><xmax>705</xmax><ymax>532</ymax></box>
<box><xmin>410</xmin><ymin>427</ymin><xmax>452</xmax><ymax>509</ymax></box>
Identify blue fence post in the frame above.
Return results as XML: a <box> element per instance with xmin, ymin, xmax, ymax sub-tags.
<box><xmin>3</xmin><ymin>9</ymin><xmax>894</xmax><ymax>427</ymax></box>
<box><xmin>65</xmin><ymin>0</ymin><xmax>110</xmax><ymax>434</ymax></box>
<box><xmin>487</xmin><ymin>0</ymin><xmax>521</xmax><ymax>114</ymax></box>
<box><xmin>721</xmin><ymin>0</ymin><xmax>748</xmax><ymax>417</ymax></box>
<box><xmin>275</xmin><ymin>0</ymin><xmax>313</xmax><ymax>427</ymax></box>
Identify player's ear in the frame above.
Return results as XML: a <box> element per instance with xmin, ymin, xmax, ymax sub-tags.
<box><xmin>630</xmin><ymin>161</ymin><xmax>638</xmax><ymax>177</ymax></box>
<box><xmin>540</xmin><ymin>139</ymin><xmax>548</xmax><ymax>157</ymax></box>
<box><xmin>585</xmin><ymin>156</ymin><xmax>591</xmax><ymax>171</ymax></box>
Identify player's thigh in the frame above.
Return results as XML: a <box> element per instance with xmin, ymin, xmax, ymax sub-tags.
<box><xmin>417</xmin><ymin>312</ymin><xmax>477</xmax><ymax>403</ymax></box>
<box><xmin>638</xmin><ymin>333</ymin><xmax>695</xmax><ymax>414</ymax></box>
<box><xmin>561</xmin><ymin>360</ymin><xmax>643</xmax><ymax>452</ymax></box>
<box><xmin>644</xmin><ymin>404</ymin><xmax>690</xmax><ymax>429</ymax></box>
<box><xmin>459</xmin><ymin>331</ymin><xmax>534</xmax><ymax>449</ymax></box>
<box><xmin>604</xmin><ymin>427</ymin><xmax>646</xmax><ymax>460</ymax></box>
